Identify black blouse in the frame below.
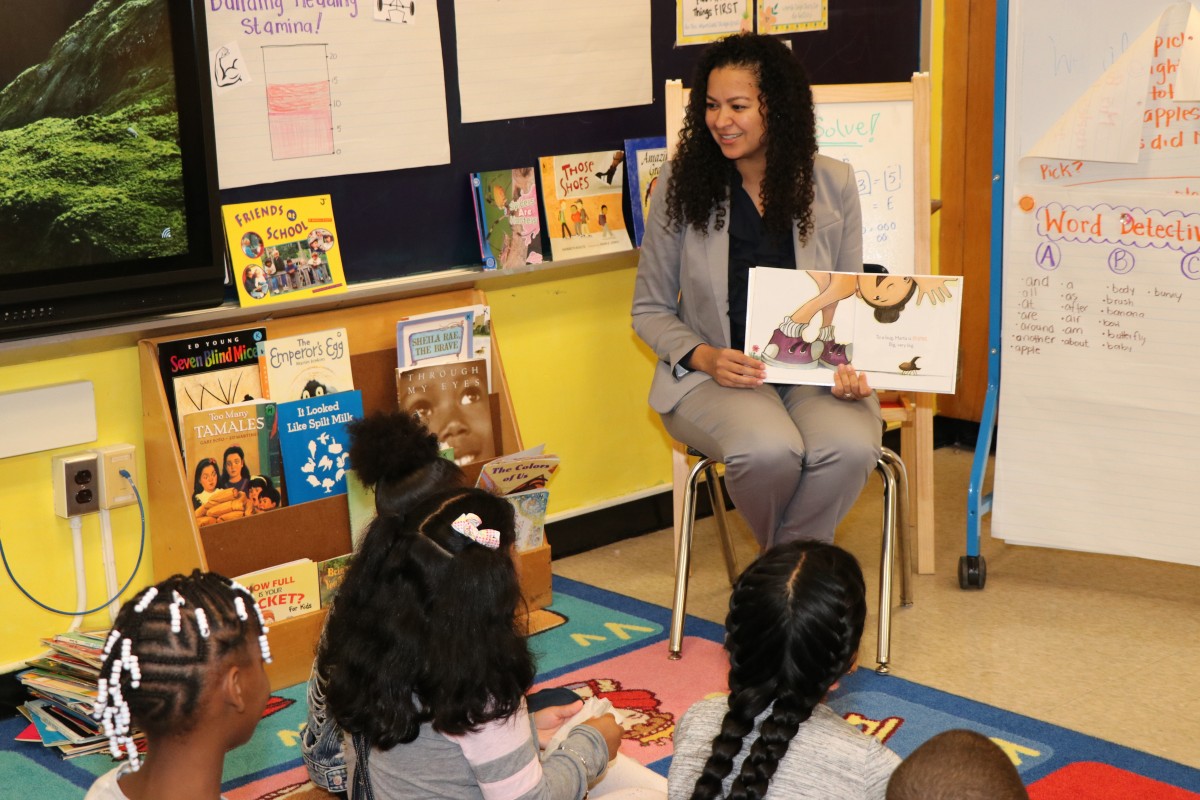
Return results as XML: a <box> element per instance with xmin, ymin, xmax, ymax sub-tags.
<box><xmin>727</xmin><ymin>179</ymin><xmax>795</xmax><ymax>352</ymax></box>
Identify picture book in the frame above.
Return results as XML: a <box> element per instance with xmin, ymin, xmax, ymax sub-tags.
<box><xmin>222</xmin><ymin>194</ymin><xmax>347</xmax><ymax>307</ymax></box>
<box><xmin>396</xmin><ymin>358</ymin><xmax>497</xmax><ymax>468</ymax></box>
<box><xmin>396</xmin><ymin>304</ymin><xmax>493</xmax><ymax>389</ymax></box>
<box><xmin>234</xmin><ymin>559</ymin><xmax>320</xmax><ymax>624</ymax></box>
<box><xmin>506</xmin><ymin>488</ymin><xmax>550</xmax><ymax>552</ymax></box>
<box><xmin>277</xmin><ymin>390</ymin><xmax>363</xmax><ymax>505</ymax></box>
<box><xmin>157</xmin><ymin>327</ymin><xmax>267</xmax><ymax>447</ymax></box>
<box><xmin>259</xmin><ymin>327</ymin><xmax>355</xmax><ymax>402</ymax></box>
<box><xmin>345</xmin><ymin>468</ymin><xmax>376</xmax><ymax>549</ymax></box>
<box><xmin>317</xmin><ymin>553</ymin><xmax>353</xmax><ymax>607</ymax></box>
<box><xmin>476</xmin><ymin>445</ymin><xmax>560</xmax><ymax>495</ymax></box>
<box><xmin>743</xmin><ymin>268</ymin><xmax>964</xmax><ymax>394</ymax></box>
<box><xmin>396</xmin><ymin>308</ymin><xmax>474</xmax><ymax>370</ymax></box>
<box><xmin>624</xmin><ymin>136</ymin><xmax>667</xmax><ymax>247</ymax></box>
<box><xmin>180</xmin><ymin>400</ymin><xmax>286</xmax><ymax>526</ymax></box>
<box><xmin>471</xmin><ymin>167</ymin><xmax>544</xmax><ymax>269</ymax></box>
<box><xmin>538</xmin><ymin>150</ymin><xmax>633</xmax><ymax>261</ymax></box>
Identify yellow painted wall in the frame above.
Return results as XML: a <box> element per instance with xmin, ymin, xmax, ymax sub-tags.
<box><xmin>0</xmin><ymin>349</ymin><xmax>153</xmax><ymax>670</ymax></box>
<box><xmin>487</xmin><ymin>260</ymin><xmax>673</xmax><ymax>513</ymax></box>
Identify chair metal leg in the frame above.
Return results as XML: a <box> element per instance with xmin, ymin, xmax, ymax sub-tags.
<box><xmin>874</xmin><ymin>455</ymin><xmax>899</xmax><ymax>674</ymax></box>
<box><xmin>702</xmin><ymin>463</ymin><xmax>738</xmax><ymax>586</ymax></box>
<box><xmin>668</xmin><ymin>457</ymin><xmax>713</xmax><ymax>659</ymax></box>
<box><xmin>881</xmin><ymin>447</ymin><xmax>914</xmax><ymax>607</ymax></box>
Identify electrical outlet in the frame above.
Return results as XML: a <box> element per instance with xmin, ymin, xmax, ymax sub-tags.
<box><xmin>52</xmin><ymin>452</ymin><xmax>100</xmax><ymax>518</ymax></box>
<box><xmin>96</xmin><ymin>444</ymin><xmax>138</xmax><ymax>509</ymax></box>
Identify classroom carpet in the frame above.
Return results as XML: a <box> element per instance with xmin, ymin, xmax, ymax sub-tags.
<box><xmin>3</xmin><ymin>575</ymin><xmax>1199</xmax><ymax>799</ymax></box>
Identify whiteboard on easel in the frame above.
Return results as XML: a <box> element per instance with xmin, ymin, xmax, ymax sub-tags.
<box><xmin>665</xmin><ymin>76</ymin><xmax>931</xmax><ymax>276</ymax></box>
<box><xmin>994</xmin><ymin>1</ymin><xmax>1200</xmax><ymax>566</ymax></box>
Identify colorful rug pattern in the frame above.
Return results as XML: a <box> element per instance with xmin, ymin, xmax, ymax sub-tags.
<box><xmin>2</xmin><ymin>576</ymin><xmax>1198</xmax><ymax>798</ymax></box>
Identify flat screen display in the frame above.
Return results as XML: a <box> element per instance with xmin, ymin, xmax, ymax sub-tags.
<box><xmin>0</xmin><ymin>0</ymin><xmax>224</xmax><ymax>340</ymax></box>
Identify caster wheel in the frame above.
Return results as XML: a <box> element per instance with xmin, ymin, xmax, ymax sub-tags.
<box><xmin>958</xmin><ymin>555</ymin><xmax>986</xmax><ymax>590</ymax></box>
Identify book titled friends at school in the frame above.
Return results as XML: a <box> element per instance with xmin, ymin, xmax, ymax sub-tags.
<box><xmin>222</xmin><ymin>194</ymin><xmax>347</xmax><ymax>307</ymax></box>
<box><xmin>744</xmin><ymin>268</ymin><xmax>964</xmax><ymax>394</ymax></box>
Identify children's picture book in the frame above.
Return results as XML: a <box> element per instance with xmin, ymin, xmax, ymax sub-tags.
<box><xmin>221</xmin><ymin>194</ymin><xmax>348</xmax><ymax>307</ymax></box>
<box><xmin>744</xmin><ymin>268</ymin><xmax>964</xmax><ymax>394</ymax></box>
<box><xmin>506</xmin><ymin>488</ymin><xmax>549</xmax><ymax>552</ymax></box>
<box><xmin>396</xmin><ymin>309</ymin><xmax>474</xmax><ymax>370</ymax></box>
<box><xmin>157</xmin><ymin>327</ymin><xmax>267</xmax><ymax>447</ymax></box>
<box><xmin>396</xmin><ymin>304</ymin><xmax>493</xmax><ymax>389</ymax></box>
<box><xmin>476</xmin><ymin>445</ymin><xmax>560</xmax><ymax>496</ymax></box>
<box><xmin>538</xmin><ymin>150</ymin><xmax>633</xmax><ymax>261</ymax></box>
<box><xmin>259</xmin><ymin>327</ymin><xmax>355</xmax><ymax>402</ymax></box>
<box><xmin>624</xmin><ymin>136</ymin><xmax>667</xmax><ymax>247</ymax></box>
<box><xmin>396</xmin><ymin>358</ymin><xmax>496</xmax><ymax>468</ymax></box>
<box><xmin>277</xmin><ymin>390</ymin><xmax>363</xmax><ymax>506</ymax></box>
<box><xmin>471</xmin><ymin>167</ymin><xmax>544</xmax><ymax>269</ymax></box>
<box><xmin>181</xmin><ymin>400</ymin><xmax>286</xmax><ymax>526</ymax></box>
<box><xmin>317</xmin><ymin>553</ymin><xmax>353</xmax><ymax>607</ymax></box>
<box><xmin>345</xmin><ymin>469</ymin><xmax>376</xmax><ymax>549</ymax></box>
<box><xmin>235</xmin><ymin>559</ymin><xmax>320</xmax><ymax>624</ymax></box>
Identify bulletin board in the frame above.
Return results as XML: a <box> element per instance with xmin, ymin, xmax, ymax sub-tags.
<box><xmin>214</xmin><ymin>1</ymin><xmax>922</xmax><ymax>284</ymax></box>
<box><xmin>989</xmin><ymin>0</ymin><xmax>1200</xmax><ymax>566</ymax></box>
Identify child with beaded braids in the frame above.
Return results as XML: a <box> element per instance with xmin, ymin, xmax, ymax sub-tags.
<box><xmin>667</xmin><ymin>541</ymin><xmax>900</xmax><ymax>800</ymax></box>
<box><xmin>85</xmin><ymin>570</ymin><xmax>272</xmax><ymax>800</ymax></box>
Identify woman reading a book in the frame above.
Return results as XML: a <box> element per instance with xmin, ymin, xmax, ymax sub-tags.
<box><xmin>631</xmin><ymin>32</ymin><xmax>880</xmax><ymax>549</ymax></box>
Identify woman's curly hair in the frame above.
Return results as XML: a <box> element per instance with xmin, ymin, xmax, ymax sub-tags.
<box><xmin>666</xmin><ymin>33</ymin><xmax>818</xmax><ymax>240</ymax></box>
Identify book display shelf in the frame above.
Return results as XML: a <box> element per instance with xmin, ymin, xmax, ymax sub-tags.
<box><xmin>138</xmin><ymin>287</ymin><xmax>550</xmax><ymax>690</ymax></box>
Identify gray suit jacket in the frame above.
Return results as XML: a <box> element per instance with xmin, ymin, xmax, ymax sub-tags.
<box><xmin>631</xmin><ymin>156</ymin><xmax>863</xmax><ymax>413</ymax></box>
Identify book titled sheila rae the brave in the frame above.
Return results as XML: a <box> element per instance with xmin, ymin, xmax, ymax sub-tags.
<box><xmin>222</xmin><ymin>194</ymin><xmax>347</xmax><ymax>307</ymax></box>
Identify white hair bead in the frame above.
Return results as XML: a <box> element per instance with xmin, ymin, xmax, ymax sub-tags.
<box><xmin>102</xmin><ymin>628</ymin><xmax>122</xmax><ymax>657</ymax></box>
<box><xmin>169</xmin><ymin>601</ymin><xmax>181</xmax><ymax>633</ymax></box>
<box><xmin>234</xmin><ymin>596</ymin><xmax>248</xmax><ymax>621</ymax></box>
<box><xmin>195</xmin><ymin>607</ymin><xmax>210</xmax><ymax>639</ymax></box>
<box><xmin>132</xmin><ymin>586</ymin><xmax>158</xmax><ymax>613</ymax></box>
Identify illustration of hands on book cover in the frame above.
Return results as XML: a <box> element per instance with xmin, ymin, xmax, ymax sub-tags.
<box><xmin>157</xmin><ymin>327</ymin><xmax>266</xmax><ymax>449</ymax></box>
<box><xmin>277</xmin><ymin>390</ymin><xmax>364</xmax><ymax>506</ymax></box>
<box><xmin>181</xmin><ymin>400</ymin><xmax>286</xmax><ymax>527</ymax></box>
<box><xmin>221</xmin><ymin>194</ymin><xmax>347</xmax><ymax>307</ymax></box>
<box><xmin>259</xmin><ymin>327</ymin><xmax>355</xmax><ymax>402</ymax></box>
<box><xmin>471</xmin><ymin>167</ymin><xmax>544</xmax><ymax>269</ymax></box>
<box><xmin>744</xmin><ymin>268</ymin><xmax>963</xmax><ymax>393</ymax></box>
<box><xmin>396</xmin><ymin>358</ymin><xmax>496</xmax><ymax>468</ymax></box>
<box><xmin>539</xmin><ymin>150</ymin><xmax>633</xmax><ymax>260</ymax></box>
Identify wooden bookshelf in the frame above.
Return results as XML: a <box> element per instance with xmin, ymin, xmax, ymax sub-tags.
<box><xmin>137</xmin><ymin>287</ymin><xmax>549</xmax><ymax>690</ymax></box>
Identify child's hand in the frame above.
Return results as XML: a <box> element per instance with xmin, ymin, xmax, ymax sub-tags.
<box><xmin>581</xmin><ymin>714</ymin><xmax>623</xmax><ymax>761</ymax></box>
<box><xmin>533</xmin><ymin>699</ymin><xmax>583</xmax><ymax>747</ymax></box>
<box><xmin>913</xmin><ymin>276</ymin><xmax>956</xmax><ymax>306</ymax></box>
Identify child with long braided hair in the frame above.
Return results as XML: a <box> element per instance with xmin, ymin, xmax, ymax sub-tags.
<box><xmin>667</xmin><ymin>541</ymin><xmax>900</xmax><ymax>799</ymax></box>
<box><xmin>85</xmin><ymin>571</ymin><xmax>272</xmax><ymax>800</ymax></box>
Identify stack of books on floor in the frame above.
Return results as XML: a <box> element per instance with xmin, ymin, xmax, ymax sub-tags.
<box><xmin>15</xmin><ymin>631</ymin><xmax>140</xmax><ymax>759</ymax></box>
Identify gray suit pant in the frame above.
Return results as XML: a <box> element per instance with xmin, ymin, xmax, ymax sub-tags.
<box><xmin>661</xmin><ymin>380</ymin><xmax>882</xmax><ymax>549</ymax></box>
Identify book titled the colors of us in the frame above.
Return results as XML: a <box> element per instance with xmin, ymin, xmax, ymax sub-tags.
<box><xmin>277</xmin><ymin>390</ymin><xmax>364</xmax><ymax>505</ymax></box>
<box><xmin>157</xmin><ymin>327</ymin><xmax>267</xmax><ymax>447</ymax></box>
<box><xmin>538</xmin><ymin>150</ymin><xmax>633</xmax><ymax>261</ymax></box>
<box><xmin>624</xmin><ymin>136</ymin><xmax>667</xmax><ymax>247</ymax></box>
<box><xmin>235</xmin><ymin>559</ymin><xmax>320</xmax><ymax>623</ymax></box>
<box><xmin>222</xmin><ymin>194</ymin><xmax>347</xmax><ymax>308</ymax></box>
<box><xmin>259</xmin><ymin>327</ymin><xmax>355</xmax><ymax>402</ymax></box>
<box><xmin>471</xmin><ymin>167</ymin><xmax>544</xmax><ymax>269</ymax></box>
